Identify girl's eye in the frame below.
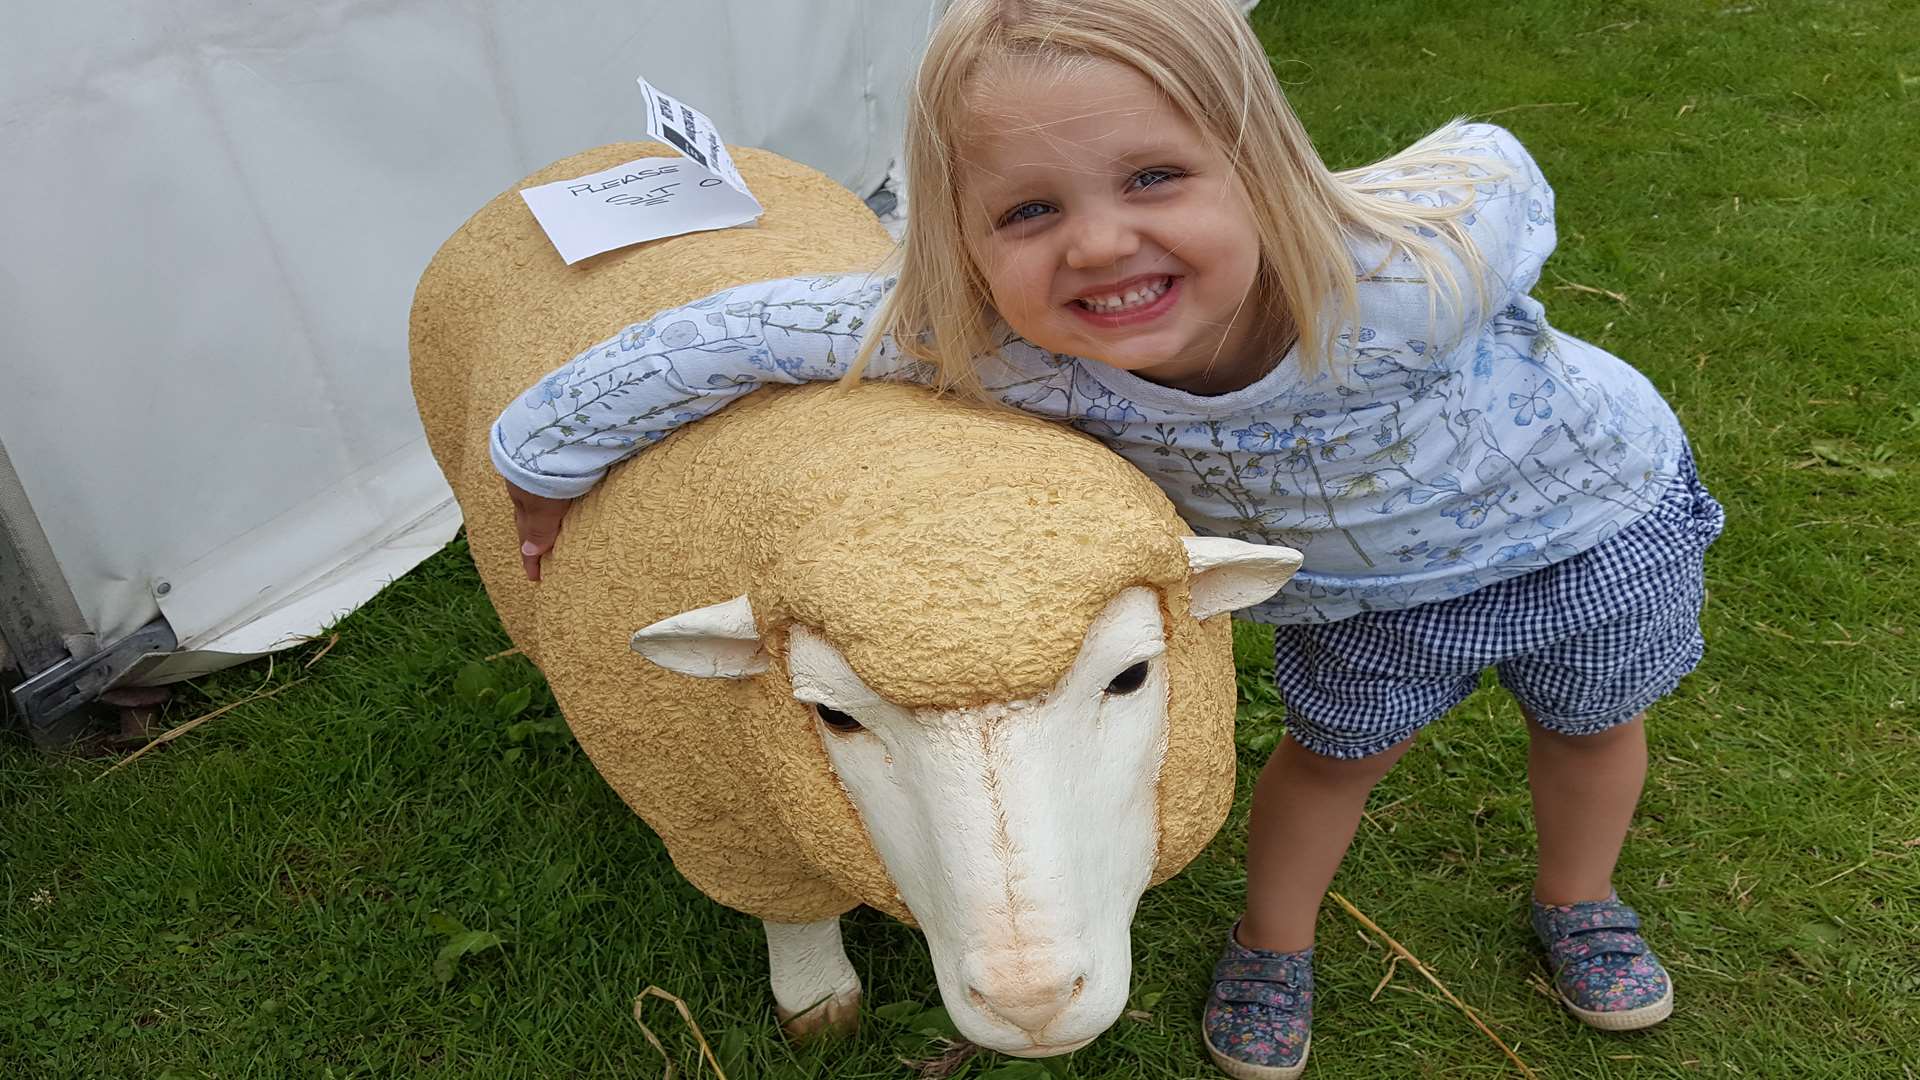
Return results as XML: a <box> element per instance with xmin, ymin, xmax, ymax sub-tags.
<box><xmin>997</xmin><ymin>202</ymin><xmax>1053</xmax><ymax>227</ymax></box>
<box><xmin>1130</xmin><ymin>168</ymin><xmax>1183</xmax><ymax>191</ymax></box>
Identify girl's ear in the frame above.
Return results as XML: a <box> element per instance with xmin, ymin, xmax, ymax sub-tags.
<box><xmin>630</xmin><ymin>595</ymin><xmax>769</xmax><ymax>678</ymax></box>
<box><xmin>1181</xmin><ymin>536</ymin><xmax>1304</xmax><ymax>620</ymax></box>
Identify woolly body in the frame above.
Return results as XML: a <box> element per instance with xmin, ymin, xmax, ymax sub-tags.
<box><xmin>409</xmin><ymin>143</ymin><xmax>1240</xmax><ymax>925</ymax></box>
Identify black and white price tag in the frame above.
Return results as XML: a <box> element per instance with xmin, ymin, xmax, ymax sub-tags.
<box><xmin>637</xmin><ymin>76</ymin><xmax>757</xmax><ymax>198</ymax></box>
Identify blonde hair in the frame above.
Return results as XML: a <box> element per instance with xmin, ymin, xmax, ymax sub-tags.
<box><xmin>848</xmin><ymin>0</ymin><xmax>1502</xmax><ymax>397</ymax></box>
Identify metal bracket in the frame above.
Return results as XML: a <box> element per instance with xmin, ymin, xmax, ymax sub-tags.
<box><xmin>8</xmin><ymin>619</ymin><xmax>178</xmax><ymax>745</ymax></box>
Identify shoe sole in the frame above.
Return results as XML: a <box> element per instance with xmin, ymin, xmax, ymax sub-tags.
<box><xmin>1562</xmin><ymin>984</ymin><xmax>1673</xmax><ymax>1031</ymax></box>
<box><xmin>1203</xmin><ymin>1032</ymin><xmax>1310</xmax><ymax>1080</ymax></box>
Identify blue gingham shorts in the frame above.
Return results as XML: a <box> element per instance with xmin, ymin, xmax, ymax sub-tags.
<box><xmin>1272</xmin><ymin>450</ymin><xmax>1724</xmax><ymax>759</ymax></box>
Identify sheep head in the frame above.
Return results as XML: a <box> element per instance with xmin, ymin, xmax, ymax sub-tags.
<box><xmin>632</xmin><ymin>467</ymin><xmax>1300</xmax><ymax>1054</ymax></box>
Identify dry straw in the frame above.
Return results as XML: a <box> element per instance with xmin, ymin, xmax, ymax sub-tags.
<box><xmin>1329</xmin><ymin>891</ymin><xmax>1540</xmax><ymax>1079</ymax></box>
<box><xmin>95</xmin><ymin>677</ymin><xmax>305</xmax><ymax>780</ymax></box>
<box><xmin>631</xmin><ymin>986</ymin><xmax>729</xmax><ymax>1080</ymax></box>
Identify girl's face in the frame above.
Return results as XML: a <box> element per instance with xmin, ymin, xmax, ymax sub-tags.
<box><xmin>957</xmin><ymin>57</ymin><xmax>1272</xmax><ymax>394</ymax></box>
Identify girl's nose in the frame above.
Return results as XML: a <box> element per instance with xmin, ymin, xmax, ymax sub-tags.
<box><xmin>1064</xmin><ymin>212</ymin><xmax>1140</xmax><ymax>270</ymax></box>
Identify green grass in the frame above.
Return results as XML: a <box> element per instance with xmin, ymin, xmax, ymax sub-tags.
<box><xmin>6</xmin><ymin>0</ymin><xmax>1918</xmax><ymax>1076</ymax></box>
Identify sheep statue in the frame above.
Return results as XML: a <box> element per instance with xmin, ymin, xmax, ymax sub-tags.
<box><xmin>408</xmin><ymin>143</ymin><xmax>1303</xmax><ymax>1057</ymax></box>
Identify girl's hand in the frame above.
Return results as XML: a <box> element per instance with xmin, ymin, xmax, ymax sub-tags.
<box><xmin>506</xmin><ymin>483</ymin><xmax>575</xmax><ymax>581</ymax></box>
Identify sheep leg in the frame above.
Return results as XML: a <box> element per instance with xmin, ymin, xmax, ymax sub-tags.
<box><xmin>764</xmin><ymin>917</ymin><xmax>862</xmax><ymax>1040</ymax></box>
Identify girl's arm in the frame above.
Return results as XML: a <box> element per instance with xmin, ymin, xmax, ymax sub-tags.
<box><xmin>1454</xmin><ymin>122</ymin><xmax>1557</xmax><ymax>313</ymax></box>
<box><xmin>1345</xmin><ymin>123</ymin><xmax>1558</xmax><ymax>364</ymax></box>
<box><xmin>489</xmin><ymin>272</ymin><xmax>904</xmax><ymax>501</ymax></box>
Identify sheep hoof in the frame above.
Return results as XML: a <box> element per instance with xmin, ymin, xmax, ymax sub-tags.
<box><xmin>776</xmin><ymin>987</ymin><xmax>862</xmax><ymax>1041</ymax></box>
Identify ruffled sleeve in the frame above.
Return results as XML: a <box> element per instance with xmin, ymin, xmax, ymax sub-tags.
<box><xmin>1454</xmin><ymin>122</ymin><xmax>1557</xmax><ymax>307</ymax></box>
<box><xmin>490</xmin><ymin>273</ymin><xmax>908</xmax><ymax>499</ymax></box>
<box><xmin>1343</xmin><ymin>122</ymin><xmax>1559</xmax><ymax>365</ymax></box>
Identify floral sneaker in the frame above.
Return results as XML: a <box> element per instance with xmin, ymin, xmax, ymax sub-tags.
<box><xmin>1202</xmin><ymin>924</ymin><xmax>1313</xmax><ymax>1080</ymax></box>
<box><xmin>1531</xmin><ymin>893</ymin><xmax>1674</xmax><ymax>1031</ymax></box>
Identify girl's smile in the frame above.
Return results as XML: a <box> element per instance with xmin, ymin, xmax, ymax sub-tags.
<box><xmin>957</xmin><ymin>57</ymin><xmax>1275</xmax><ymax>395</ymax></box>
<box><xmin>1068</xmin><ymin>273</ymin><xmax>1176</xmax><ymax>322</ymax></box>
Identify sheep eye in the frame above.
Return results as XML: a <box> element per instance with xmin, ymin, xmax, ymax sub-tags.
<box><xmin>815</xmin><ymin>705</ymin><xmax>864</xmax><ymax>733</ymax></box>
<box><xmin>1104</xmin><ymin>661</ymin><xmax>1150</xmax><ymax>696</ymax></box>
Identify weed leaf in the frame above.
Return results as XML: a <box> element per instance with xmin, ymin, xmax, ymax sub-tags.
<box><xmin>433</xmin><ymin>930</ymin><xmax>504</xmax><ymax>985</ymax></box>
<box><xmin>873</xmin><ymin>1000</ymin><xmax>923</xmax><ymax>1022</ymax></box>
<box><xmin>912</xmin><ymin>1005</ymin><xmax>959</xmax><ymax>1038</ymax></box>
<box><xmin>495</xmin><ymin>686</ymin><xmax>533</xmax><ymax>719</ymax></box>
<box><xmin>453</xmin><ymin>662</ymin><xmax>493</xmax><ymax>705</ymax></box>
<box><xmin>715</xmin><ymin>1027</ymin><xmax>750</xmax><ymax>1077</ymax></box>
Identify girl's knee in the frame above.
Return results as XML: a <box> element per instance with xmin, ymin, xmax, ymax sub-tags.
<box><xmin>1528</xmin><ymin>711</ymin><xmax>1646</xmax><ymax>750</ymax></box>
<box><xmin>1283</xmin><ymin>730</ymin><xmax>1413</xmax><ymax>784</ymax></box>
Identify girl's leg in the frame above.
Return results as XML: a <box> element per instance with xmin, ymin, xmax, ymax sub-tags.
<box><xmin>1526</xmin><ymin>712</ymin><xmax>1646</xmax><ymax>904</ymax></box>
<box><xmin>1524</xmin><ymin>711</ymin><xmax>1672</xmax><ymax>1030</ymax></box>
<box><xmin>1238</xmin><ymin>732</ymin><xmax>1416</xmax><ymax>952</ymax></box>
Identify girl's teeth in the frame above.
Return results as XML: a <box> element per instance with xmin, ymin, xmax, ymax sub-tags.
<box><xmin>1080</xmin><ymin>277</ymin><xmax>1168</xmax><ymax>312</ymax></box>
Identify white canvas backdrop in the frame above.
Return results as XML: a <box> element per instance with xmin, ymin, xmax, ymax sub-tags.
<box><xmin>0</xmin><ymin>0</ymin><xmax>937</xmax><ymax>686</ymax></box>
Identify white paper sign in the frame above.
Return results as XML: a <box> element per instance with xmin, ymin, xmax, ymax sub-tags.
<box><xmin>519</xmin><ymin>158</ymin><xmax>760</xmax><ymax>265</ymax></box>
<box><xmin>519</xmin><ymin>77</ymin><xmax>764</xmax><ymax>265</ymax></box>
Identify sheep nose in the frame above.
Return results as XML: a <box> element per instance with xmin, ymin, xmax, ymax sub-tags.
<box><xmin>962</xmin><ymin>951</ymin><xmax>1090</xmax><ymax>1035</ymax></box>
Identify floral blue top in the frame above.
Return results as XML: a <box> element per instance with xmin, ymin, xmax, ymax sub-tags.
<box><xmin>491</xmin><ymin>124</ymin><xmax>1682</xmax><ymax>625</ymax></box>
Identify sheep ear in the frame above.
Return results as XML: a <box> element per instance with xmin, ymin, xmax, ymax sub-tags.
<box><xmin>1182</xmin><ymin>536</ymin><xmax>1304</xmax><ymax>620</ymax></box>
<box><xmin>630</xmin><ymin>594</ymin><xmax>770</xmax><ymax>678</ymax></box>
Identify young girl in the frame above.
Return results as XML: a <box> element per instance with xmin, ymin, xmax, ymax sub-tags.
<box><xmin>492</xmin><ymin>0</ymin><xmax>1721</xmax><ymax>1075</ymax></box>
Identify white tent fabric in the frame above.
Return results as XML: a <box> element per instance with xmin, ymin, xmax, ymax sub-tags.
<box><xmin>1</xmin><ymin>0</ymin><xmax>939</xmax><ymax>697</ymax></box>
